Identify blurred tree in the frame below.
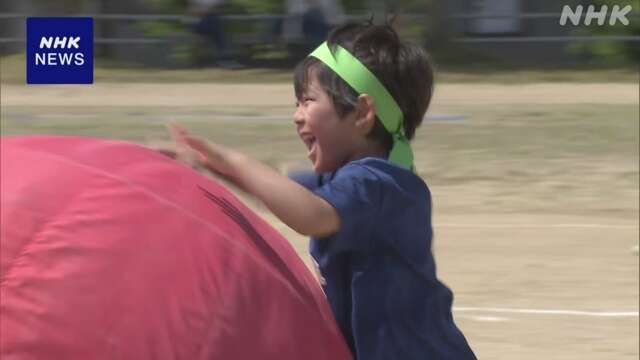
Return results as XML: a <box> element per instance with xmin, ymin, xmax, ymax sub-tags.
<box><xmin>136</xmin><ymin>0</ymin><xmax>288</xmax><ymax>66</ymax></box>
<box><xmin>24</xmin><ymin>0</ymin><xmax>97</xmax><ymax>13</ymax></box>
<box><xmin>570</xmin><ymin>0</ymin><xmax>640</xmax><ymax>63</ymax></box>
<box><xmin>340</xmin><ymin>0</ymin><xmax>369</xmax><ymax>13</ymax></box>
<box><xmin>142</xmin><ymin>0</ymin><xmax>285</xmax><ymax>13</ymax></box>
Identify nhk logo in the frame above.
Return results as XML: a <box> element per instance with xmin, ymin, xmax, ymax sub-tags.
<box><xmin>559</xmin><ymin>4</ymin><xmax>633</xmax><ymax>26</ymax></box>
<box><xmin>27</xmin><ymin>17</ymin><xmax>93</xmax><ymax>84</ymax></box>
<box><xmin>36</xmin><ymin>36</ymin><xmax>85</xmax><ymax>66</ymax></box>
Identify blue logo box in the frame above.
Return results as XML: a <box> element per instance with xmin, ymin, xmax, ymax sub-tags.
<box><xmin>27</xmin><ymin>17</ymin><xmax>93</xmax><ymax>84</ymax></box>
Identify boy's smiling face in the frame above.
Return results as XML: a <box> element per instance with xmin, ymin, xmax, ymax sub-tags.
<box><xmin>294</xmin><ymin>72</ymin><xmax>362</xmax><ymax>173</ymax></box>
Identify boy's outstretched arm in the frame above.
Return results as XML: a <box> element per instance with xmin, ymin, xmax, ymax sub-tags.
<box><xmin>169</xmin><ymin>124</ymin><xmax>340</xmax><ymax>238</ymax></box>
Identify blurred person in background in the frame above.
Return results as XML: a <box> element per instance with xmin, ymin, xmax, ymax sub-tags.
<box><xmin>282</xmin><ymin>0</ymin><xmax>346</xmax><ymax>52</ymax></box>
<box><xmin>188</xmin><ymin>0</ymin><xmax>243</xmax><ymax>69</ymax></box>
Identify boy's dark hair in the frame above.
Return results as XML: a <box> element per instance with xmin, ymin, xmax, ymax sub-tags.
<box><xmin>294</xmin><ymin>22</ymin><xmax>434</xmax><ymax>154</ymax></box>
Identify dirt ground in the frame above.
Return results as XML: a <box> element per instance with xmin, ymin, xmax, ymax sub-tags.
<box><xmin>3</xmin><ymin>82</ymin><xmax>637</xmax><ymax>107</ymax></box>
<box><xmin>2</xmin><ymin>82</ymin><xmax>638</xmax><ymax>359</ymax></box>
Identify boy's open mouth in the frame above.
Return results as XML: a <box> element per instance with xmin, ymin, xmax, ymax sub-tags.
<box><xmin>299</xmin><ymin>133</ymin><xmax>317</xmax><ymax>157</ymax></box>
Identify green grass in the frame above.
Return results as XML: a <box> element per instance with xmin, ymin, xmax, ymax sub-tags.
<box><xmin>2</xmin><ymin>53</ymin><xmax>638</xmax><ymax>84</ymax></box>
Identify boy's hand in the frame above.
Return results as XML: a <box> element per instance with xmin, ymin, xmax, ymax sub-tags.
<box><xmin>167</xmin><ymin>123</ymin><xmax>238</xmax><ymax>177</ymax></box>
<box><xmin>166</xmin><ymin>124</ymin><xmax>339</xmax><ymax>238</ymax></box>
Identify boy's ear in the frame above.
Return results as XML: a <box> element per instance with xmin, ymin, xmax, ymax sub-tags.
<box><xmin>354</xmin><ymin>94</ymin><xmax>377</xmax><ymax>135</ymax></box>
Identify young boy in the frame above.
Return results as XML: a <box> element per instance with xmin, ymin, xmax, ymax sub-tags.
<box><xmin>170</xmin><ymin>22</ymin><xmax>476</xmax><ymax>360</ymax></box>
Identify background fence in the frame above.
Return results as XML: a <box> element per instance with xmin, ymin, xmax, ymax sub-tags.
<box><xmin>1</xmin><ymin>1</ymin><xmax>639</xmax><ymax>67</ymax></box>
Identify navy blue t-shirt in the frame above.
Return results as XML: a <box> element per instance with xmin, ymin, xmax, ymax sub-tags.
<box><xmin>290</xmin><ymin>157</ymin><xmax>476</xmax><ymax>360</ymax></box>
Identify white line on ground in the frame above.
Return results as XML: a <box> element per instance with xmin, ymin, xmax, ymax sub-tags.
<box><xmin>453</xmin><ymin>307</ymin><xmax>639</xmax><ymax>317</ymax></box>
<box><xmin>463</xmin><ymin>315</ymin><xmax>511</xmax><ymax>322</ymax></box>
<box><xmin>438</xmin><ymin>223</ymin><xmax>638</xmax><ymax>229</ymax></box>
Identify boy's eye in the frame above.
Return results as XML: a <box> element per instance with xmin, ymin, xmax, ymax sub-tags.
<box><xmin>295</xmin><ymin>98</ymin><xmax>313</xmax><ymax>107</ymax></box>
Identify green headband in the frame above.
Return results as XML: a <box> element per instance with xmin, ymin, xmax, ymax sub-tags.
<box><xmin>309</xmin><ymin>41</ymin><xmax>414</xmax><ymax>170</ymax></box>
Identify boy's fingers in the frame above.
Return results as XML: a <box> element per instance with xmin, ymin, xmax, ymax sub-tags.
<box><xmin>155</xmin><ymin>147</ymin><xmax>178</xmax><ymax>159</ymax></box>
<box><xmin>183</xmin><ymin>136</ymin><xmax>210</xmax><ymax>155</ymax></box>
<box><xmin>167</xmin><ymin>122</ymin><xmax>185</xmax><ymax>133</ymax></box>
<box><xmin>167</xmin><ymin>123</ymin><xmax>189</xmax><ymax>144</ymax></box>
<box><xmin>167</xmin><ymin>124</ymin><xmax>203</xmax><ymax>153</ymax></box>
<box><xmin>165</xmin><ymin>124</ymin><xmax>219</xmax><ymax>170</ymax></box>
<box><xmin>146</xmin><ymin>142</ymin><xmax>180</xmax><ymax>159</ymax></box>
